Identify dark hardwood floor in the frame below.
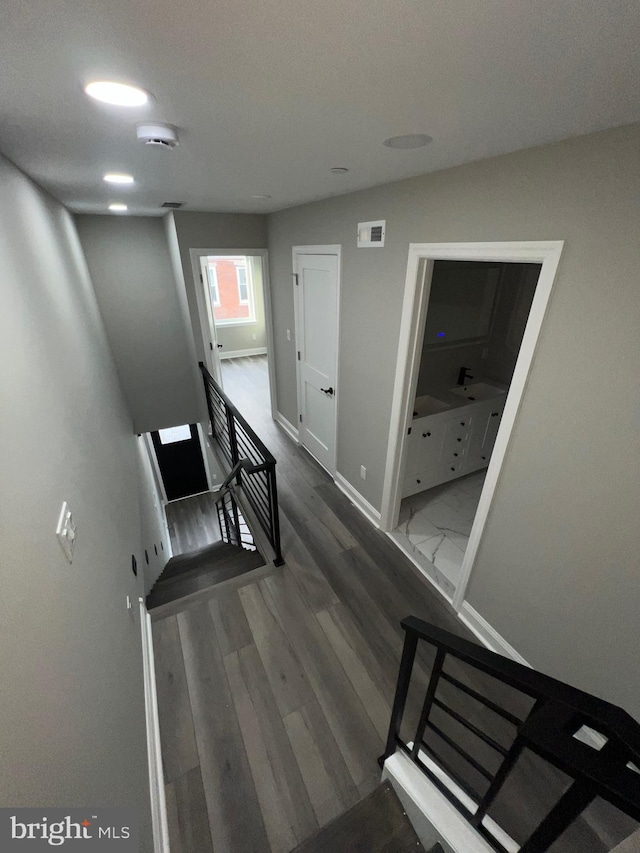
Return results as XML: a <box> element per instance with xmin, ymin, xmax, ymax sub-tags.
<box><xmin>165</xmin><ymin>491</ymin><xmax>223</xmax><ymax>555</ymax></box>
<box><xmin>153</xmin><ymin>356</ymin><xmax>626</xmax><ymax>853</ymax></box>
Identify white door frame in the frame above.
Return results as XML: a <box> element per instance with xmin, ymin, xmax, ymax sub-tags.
<box><xmin>380</xmin><ymin>241</ymin><xmax>564</xmax><ymax>611</ymax></box>
<box><xmin>189</xmin><ymin>248</ymin><xmax>278</xmax><ymax>422</ymax></box>
<box><xmin>292</xmin><ymin>245</ymin><xmax>342</xmax><ymax>476</ymax></box>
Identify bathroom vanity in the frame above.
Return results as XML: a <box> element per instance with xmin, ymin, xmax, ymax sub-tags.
<box><xmin>403</xmin><ymin>381</ymin><xmax>507</xmax><ymax>497</ymax></box>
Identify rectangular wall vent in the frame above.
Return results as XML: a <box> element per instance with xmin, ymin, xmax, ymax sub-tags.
<box><xmin>357</xmin><ymin>219</ymin><xmax>386</xmax><ymax>248</ymax></box>
<box><xmin>161</xmin><ymin>201</ymin><xmax>184</xmax><ymax>209</ymax></box>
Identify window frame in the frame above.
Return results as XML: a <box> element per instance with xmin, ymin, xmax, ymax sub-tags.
<box><xmin>207</xmin><ymin>264</ymin><xmax>220</xmax><ymax>307</ymax></box>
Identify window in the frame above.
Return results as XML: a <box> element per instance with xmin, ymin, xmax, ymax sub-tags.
<box><xmin>206</xmin><ymin>255</ymin><xmax>255</xmax><ymax>325</ymax></box>
<box><xmin>158</xmin><ymin>424</ymin><xmax>192</xmax><ymax>444</ymax></box>
<box><xmin>207</xmin><ymin>264</ymin><xmax>220</xmax><ymax>306</ymax></box>
<box><xmin>236</xmin><ymin>264</ymin><xmax>249</xmax><ymax>304</ymax></box>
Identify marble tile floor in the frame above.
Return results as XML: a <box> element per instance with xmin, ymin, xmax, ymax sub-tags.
<box><xmin>391</xmin><ymin>470</ymin><xmax>487</xmax><ymax>599</ymax></box>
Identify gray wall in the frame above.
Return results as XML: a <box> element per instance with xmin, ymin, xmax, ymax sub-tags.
<box><xmin>168</xmin><ymin>211</ymin><xmax>267</xmax><ymax>364</ymax></box>
<box><xmin>267</xmin><ymin>122</ymin><xmax>640</xmax><ymax>716</ymax></box>
<box><xmin>136</xmin><ymin>437</ymin><xmax>170</xmax><ymax>594</ymax></box>
<box><xmin>0</xmin><ymin>154</ymin><xmax>153</xmax><ymax>846</ymax></box>
<box><xmin>76</xmin><ymin>215</ymin><xmax>202</xmax><ymax>434</ymax></box>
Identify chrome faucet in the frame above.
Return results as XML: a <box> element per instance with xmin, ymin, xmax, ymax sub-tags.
<box><xmin>457</xmin><ymin>366</ymin><xmax>474</xmax><ymax>385</ymax></box>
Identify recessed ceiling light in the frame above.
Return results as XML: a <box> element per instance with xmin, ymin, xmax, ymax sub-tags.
<box><xmin>330</xmin><ymin>167</ymin><xmax>349</xmax><ymax>174</ymax></box>
<box><xmin>103</xmin><ymin>172</ymin><xmax>134</xmax><ymax>184</ymax></box>
<box><xmin>383</xmin><ymin>134</ymin><xmax>433</xmax><ymax>149</ymax></box>
<box><xmin>108</xmin><ymin>203</ymin><xmax>128</xmax><ymax>212</ymax></box>
<box><xmin>251</xmin><ymin>194</ymin><xmax>272</xmax><ymax>199</ymax></box>
<box><xmin>85</xmin><ymin>81</ymin><xmax>149</xmax><ymax>107</ymax></box>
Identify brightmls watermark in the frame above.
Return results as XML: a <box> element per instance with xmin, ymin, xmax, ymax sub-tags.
<box><xmin>0</xmin><ymin>809</ymin><xmax>137</xmax><ymax>850</ymax></box>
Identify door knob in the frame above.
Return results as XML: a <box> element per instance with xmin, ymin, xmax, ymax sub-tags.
<box><xmin>320</xmin><ymin>386</ymin><xmax>334</xmax><ymax>396</ymax></box>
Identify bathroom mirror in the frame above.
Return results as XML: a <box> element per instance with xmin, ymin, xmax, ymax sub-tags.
<box><xmin>424</xmin><ymin>260</ymin><xmax>500</xmax><ymax>346</ymax></box>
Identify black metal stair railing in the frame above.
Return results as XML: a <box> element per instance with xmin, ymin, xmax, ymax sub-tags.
<box><xmin>381</xmin><ymin>617</ymin><xmax>640</xmax><ymax>852</ymax></box>
<box><xmin>199</xmin><ymin>362</ymin><xmax>283</xmax><ymax>566</ymax></box>
<box><xmin>215</xmin><ymin>486</ymin><xmax>257</xmax><ymax>552</ymax></box>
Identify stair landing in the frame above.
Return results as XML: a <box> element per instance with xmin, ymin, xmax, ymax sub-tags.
<box><xmin>291</xmin><ymin>782</ymin><xmax>426</xmax><ymax>853</ymax></box>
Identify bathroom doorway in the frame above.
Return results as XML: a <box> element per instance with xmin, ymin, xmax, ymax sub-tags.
<box><xmin>380</xmin><ymin>242</ymin><xmax>564</xmax><ymax>608</ymax></box>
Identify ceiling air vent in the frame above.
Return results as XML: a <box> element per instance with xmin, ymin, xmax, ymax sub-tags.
<box><xmin>161</xmin><ymin>202</ymin><xmax>184</xmax><ymax>209</ymax></box>
<box><xmin>357</xmin><ymin>219</ymin><xmax>386</xmax><ymax>248</ymax></box>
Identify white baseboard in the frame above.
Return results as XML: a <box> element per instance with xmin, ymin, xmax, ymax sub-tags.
<box><xmin>219</xmin><ymin>347</ymin><xmax>267</xmax><ymax>360</ymax></box>
<box><xmin>274</xmin><ymin>411</ymin><xmax>299</xmax><ymax>443</ymax></box>
<box><xmin>334</xmin><ymin>472</ymin><xmax>381</xmax><ymax>528</ymax></box>
<box><xmin>458</xmin><ymin>601</ymin><xmax>531</xmax><ymax>666</ymax></box>
<box><xmin>139</xmin><ymin>599</ymin><xmax>170</xmax><ymax>853</ymax></box>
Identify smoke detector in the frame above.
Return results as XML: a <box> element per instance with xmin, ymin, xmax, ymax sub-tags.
<box><xmin>136</xmin><ymin>123</ymin><xmax>179</xmax><ymax>149</ymax></box>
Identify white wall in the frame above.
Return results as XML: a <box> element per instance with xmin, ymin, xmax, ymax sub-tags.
<box><xmin>75</xmin><ymin>214</ymin><xmax>203</xmax><ymax>434</ymax></box>
<box><xmin>0</xmin><ymin>155</ymin><xmax>153</xmax><ymax>848</ymax></box>
<box><xmin>267</xmin><ymin>123</ymin><xmax>640</xmax><ymax>717</ymax></box>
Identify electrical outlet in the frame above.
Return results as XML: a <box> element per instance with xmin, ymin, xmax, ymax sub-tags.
<box><xmin>252</xmin><ymin>333</ymin><xmax>257</xmax><ymax>340</ymax></box>
<box><xmin>56</xmin><ymin>501</ymin><xmax>77</xmax><ymax>563</ymax></box>
<box><xmin>360</xmin><ymin>465</ymin><xmax>366</xmax><ymax>480</ymax></box>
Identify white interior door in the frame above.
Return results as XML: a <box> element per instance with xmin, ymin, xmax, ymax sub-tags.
<box><xmin>199</xmin><ymin>255</ymin><xmax>223</xmax><ymax>381</ymax></box>
<box><xmin>294</xmin><ymin>251</ymin><xmax>339</xmax><ymax>474</ymax></box>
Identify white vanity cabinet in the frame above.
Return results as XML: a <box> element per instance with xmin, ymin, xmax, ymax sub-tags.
<box><xmin>402</xmin><ymin>396</ymin><xmax>506</xmax><ymax>497</ymax></box>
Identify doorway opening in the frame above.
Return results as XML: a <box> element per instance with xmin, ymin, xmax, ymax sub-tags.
<box><xmin>381</xmin><ymin>241</ymin><xmax>563</xmax><ymax>609</ymax></box>
<box><xmin>190</xmin><ymin>249</ymin><xmax>277</xmax><ymax>430</ymax></box>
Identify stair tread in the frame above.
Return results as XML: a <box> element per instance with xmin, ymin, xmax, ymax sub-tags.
<box><xmin>160</xmin><ymin>541</ymin><xmax>246</xmax><ymax>579</ymax></box>
<box><xmin>291</xmin><ymin>782</ymin><xmax>425</xmax><ymax>853</ymax></box>
<box><xmin>146</xmin><ymin>544</ymin><xmax>264</xmax><ymax>610</ymax></box>
<box><xmin>157</xmin><ymin>547</ymin><xmax>260</xmax><ymax>586</ymax></box>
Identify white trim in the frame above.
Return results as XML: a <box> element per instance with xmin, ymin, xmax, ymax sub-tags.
<box><xmin>459</xmin><ymin>601</ymin><xmax>531</xmax><ymax>666</ymax></box>
<box><xmin>143</xmin><ymin>432</ymin><xmax>168</xmax><ymax>504</ymax></box>
<box><xmin>189</xmin><ymin>249</ymin><xmax>278</xmax><ymax>425</ymax></box>
<box><xmin>379</xmin><ymin>241</ymin><xmax>564</xmax><ymax>614</ymax></box>
<box><xmin>383</xmin><ymin>750</ymin><xmax>518</xmax><ymax>853</ymax></box>
<box><xmin>334</xmin><ymin>472</ymin><xmax>381</xmax><ymax>528</ymax></box>
<box><xmin>196</xmin><ymin>421</ymin><xmax>214</xmax><ymax>491</ymax></box>
<box><xmin>274</xmin><ymin>411</ymin><xmax>300</xmax><ymax>443</ymax></box>
<box><xmin>292</xmin><ymin>245</ymin><xmax>342</xmax><ymax>477</ymax></box>
<box><xmin>219</xmin><ymin>346</ymin><xmax>268</xmax><ymax>360</ymax></box>
<box><xmin>139</xmin><ymin>598</ymin><xmax>170</xmax><ymax>853</ymax></box>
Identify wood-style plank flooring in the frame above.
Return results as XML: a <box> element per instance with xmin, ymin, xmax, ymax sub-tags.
<box><xmin>165</xmin><ymin>491</ymin><xmax>223</xmax><ymax>555</ymax></box>
<box><xmin>153</xmin><ymin>356</ymin><xmax>624</xmax><ymax>853</ymax></box>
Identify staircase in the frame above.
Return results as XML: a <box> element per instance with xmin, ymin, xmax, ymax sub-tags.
<box><xmin>291</xmin><ymin>782</ymin><xmax>428</xmax><ymax>852</ymax></box>
<box><xmin>145</xmin><ymin>539</ymin><xmax>264</xmax><ymax>609</ymax></box>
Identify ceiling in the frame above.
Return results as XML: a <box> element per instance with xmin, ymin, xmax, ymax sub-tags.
<box><xmin>2</xmin><ymin>0</ymin><xmax>639</xmax><ymax>215</ymax></box>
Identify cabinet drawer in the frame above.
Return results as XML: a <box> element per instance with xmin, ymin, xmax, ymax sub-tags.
<box><xmin>402</xmin><ymin>471</ymin><xmax>438</xmax><ymax>498</ymax></box>
<box><xmin>405</xmin><ymin>423</ymin><xmax>444</xmax><ymax>474</ymax></box>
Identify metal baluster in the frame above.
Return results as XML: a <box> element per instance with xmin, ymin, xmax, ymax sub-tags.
<box><xmin>379</xmin><ymin>630</ymin><xmax>419</xmax><ymax>767</ymax></box>
<box><xmin>519</xmin><ymin>779</ymin><xmax>595</xmax><ymax>852</ymax></box>
<box><xmin>411</xmin><ymin>648</ymin><xmax>446</xmax><ymax>760</ymax></box>
<box><xmin>471</xmin><ymin>735</ymin><xmax>525</xmax><ymax>828</ymax></box>
<box><xmin>269</xmin><ymin>463</ymin><xmax>284</xmax><ymax>565</ymax></box>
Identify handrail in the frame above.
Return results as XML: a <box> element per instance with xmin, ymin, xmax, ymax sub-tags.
<box><xmin>381</xmin><ymin>616</ymin><xmax>640</xmax><ymax>853</ymax></box>
<box><xmin>199</xmin><ymin>362</ymin><xmax>283</xmax><ymax>566</ymax></box>
<box><xmin>219</xmin><ymin>458</ymin><xmax>270</xmax><ymax>490</ymax></box>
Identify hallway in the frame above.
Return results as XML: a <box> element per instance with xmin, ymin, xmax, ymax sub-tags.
<box><xmin>153</xmin><ymin>359</ymin><xmax>472</xmax><ymax>851</ymax></box>
<box><xmin>152</xmin><ymin>359</ymin><xmax>619</xmax><ymax>853</ymax></box>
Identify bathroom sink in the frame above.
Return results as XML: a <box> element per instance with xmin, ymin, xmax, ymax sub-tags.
<box><xmin>413</xmin><ymin>394</ymin><xmax>451</xmax><ymax>417</ymax></box>
<box><xmin>450</xmin><ymin>382</ymin><xmax>506</xmax><ymax>402</ymax></box>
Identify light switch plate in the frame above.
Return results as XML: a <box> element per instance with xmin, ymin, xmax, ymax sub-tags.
<box><xmin>56</xmin><ymin>501</ymin><xmax>77</xmax><ymax>563</ymax></box>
